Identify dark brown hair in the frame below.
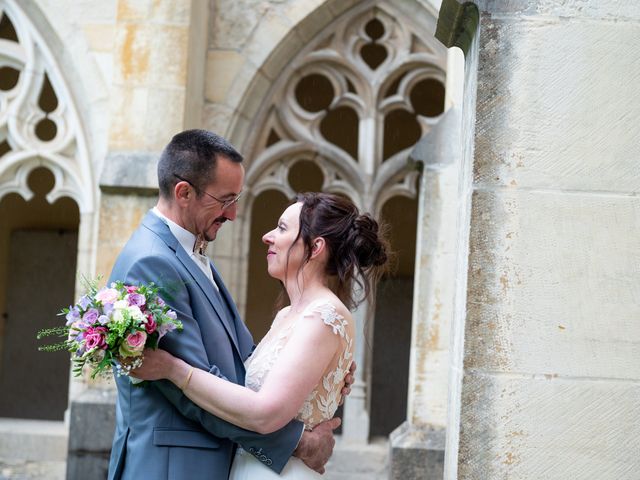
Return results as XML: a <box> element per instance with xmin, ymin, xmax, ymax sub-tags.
<box><xmin>284</xmin><ymin>192</ymin><xmax>389</xmax><ymax>310</ymax></box>
<box><xmin>157</xmin><ymin>129</ymin><xmax>243</xmax><ymax>199</ymax></box>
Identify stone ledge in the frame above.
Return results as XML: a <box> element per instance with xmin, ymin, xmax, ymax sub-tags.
<box><xmin>0</xmin><ymin>418</ymin><xmax>67</xmax><ymax>462</ymax></box>
<box><xmin>389</xmin><ymin>422</ymin><xmax>445</xmax><ymax>480</ymax></box>
<box><xmin>100</xmin><ymin>151</ymin><xmax>160</xmax><ymax>194</ymax></box>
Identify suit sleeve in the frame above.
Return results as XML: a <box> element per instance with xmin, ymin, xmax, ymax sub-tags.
<box><xmin>118</xmin><ymin>254</ymin><xmax>305</xmax><ymax>473</ymax></box>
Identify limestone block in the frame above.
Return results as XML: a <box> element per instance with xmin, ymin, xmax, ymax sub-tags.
<box><xmin>92</xmin><ymin>52</ymin><xmax>114</xmax><ymax>91</ymax></box>
<box><xmin>113</xmin><ymin>24</ymin><xmax>151</xmax><ymax>85</ymax></box>
<box><xmin>389</xmin><ymin>422</ymin><xmax>444</xmax><ymax>480</ymax></box>
<box><xmin>465</xmin><ymin>189</ymin><xmax>640</xmax><ymax>379</ymax></box>
<box><xmin>293</xmin><ymin>2</ymin><xmax>336</xmax><ymax>43</ymax></box>
<box><xmin>284</xmin><ymin>0</ymin><xmax>326</xmax><ymax>29</ymax></box>
<box><xmin>260</xmin><ymin>28</ymin><xmax>304</xmax><ymax>81</ymax></box>
<box><xmin>82</xmin><ymin>24</ymin><xmax>116</xmax><ymax>52</ymax></box>
<box><xmin>244</xmin><ymin>10</ymin><xmax>292</xmax><ymax>73</ymax></box>
<box><xmin>477</xmin><ymin>0</ymin><xmax>640</xmax><ymax>19</ymax></box>
<box><xmin>146</xmin><ymin>25</ymin><xmax>189</xmax><ymax>87</ymax></box>
<box><xmin>202</xmin><ymin>102</ymin><xmax>235</xmax><ymax>137</ymax></box>
<box><xmin>224</xmin><ymin>61</ymin><xmax>261</xmax><ymax>112</ymax></box>
<box><xmin>145</xmin><ymin>87</ymin><xmax>187</xmax><ymax>149</ymax></box>
<box><xmin>113</xmin><ymin>24</ymin><xmax>189</xmax><ymax>87</ymax></box>
<box><xmin>458</xmin><ymin>374</ymin><xmax>640</xmax><ymax>479</ymax></box>
<box><xmin>100</xmin><ymin>152</ymin><xmax>159</xmax><ymax>191</ymax></box>
<box><xmin>210</xmin><ymin>0</ymin><xmax>268</xmax><ymax>50</ymax></box>
<box><xmin>205</xmin><ymin>50</ymin><xmax>246</xmax><ymax>103</ymax></box>
<box><xmin>237</xmin><ymin>70</ymin><xmax>271</xmax><ymax>120</ymax></box>
<box><xmin>67</xmin><ymin>389</ymin><xmax>116</xmax><ymax>452</ymax></box>
<box><xmin>96</xmin><ymin>192</ymin><xmax>157</xmax><ymax>278</ymax></box>
<box><xmin>326</xmin><ymin>0</ymin><xmax>361</xmax><ymax>17</ymax></box>
<box><xmin>116</xmin><ymin>0</ymin><xmax>148</xmax><ymax>21</ymax></box>
<box><xmin>66</xmin><ymin>388</ymin><xmax>116</xmax><ymax>480</ymax></box>
<box><xmin>108</xmin><ymin>86</ymin><xmax>149</xmax><ymax>150</ymax></box>
<box><xmin>474</xmin><ymin>18</ymin><xmax>640</xmax><ymax>192</ymax></box>
<box><xmin>0</xmin><ymin>419</ymin><xmax>67</xmax><ymax>462</ymax></box>
<box><xmin>410</xmin><ymin>347</ymin><xmax>450</xmax><ymax>426</ymax></box>
<box><xmin>37</xmin><ymin>0</ymin><xmax>117</xmax><ymax>24</ymax></box>
<box><xmin>116</xmin><ymin>0</ymin><xmax>190</xmax><ymax>23</ymax></box>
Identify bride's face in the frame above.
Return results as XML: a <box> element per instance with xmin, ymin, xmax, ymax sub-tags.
<box><xmin>262</xmin><ymin>202</ymin><xmax>304</xmax><ymax>282</ymax></box>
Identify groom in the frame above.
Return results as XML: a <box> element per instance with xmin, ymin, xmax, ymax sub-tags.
<box><xmin>107</xmin><ymin>130</ymin><xmax>344</xmax><ymax>479</ymax></box>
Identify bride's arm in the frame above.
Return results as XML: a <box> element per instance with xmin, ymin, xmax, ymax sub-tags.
<box><xmin>134</xmin><ymin>310</ymin><xmax>341</xmax><ymax>434</ymax></box>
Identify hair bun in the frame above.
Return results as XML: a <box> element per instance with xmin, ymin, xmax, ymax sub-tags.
<box><xmin>350</xmin><ymin>214</ymin><xmax>388</xmax><ymax>269</ymax></box>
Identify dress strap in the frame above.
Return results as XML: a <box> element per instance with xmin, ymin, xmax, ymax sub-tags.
<box><xmin>302</xmin><ymin>299</ymin><xmax>348</xmax><ymax>338</ymax></box>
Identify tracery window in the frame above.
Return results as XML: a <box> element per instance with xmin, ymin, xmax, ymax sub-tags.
<box><xmin>0</xmin><ymin>2</ymin><xmax>91</xmax><ymax>209</ymax></box>
<box><xmin>246</xmin><ymin>6</ymin><xmax>445</xmax><ymax>210</ymax></box>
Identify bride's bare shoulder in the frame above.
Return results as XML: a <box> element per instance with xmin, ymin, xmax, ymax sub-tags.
<box><xmin>308</xmin><ymin>294</ymin><xmax>352</xmax><ymax>322</ymax></box>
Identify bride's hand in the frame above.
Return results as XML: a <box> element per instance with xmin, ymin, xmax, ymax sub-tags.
<box><xmin>130</xmin><ymin>348</ymin><xmax>176</xmax><ymax>381</ymax></box>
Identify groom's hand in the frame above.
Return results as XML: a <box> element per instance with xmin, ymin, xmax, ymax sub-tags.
<box><xmin>339</xmin><ymin>361</ymin><xmax>356</xmax><ymax>405</ymax></box>
<box><xmin>293</xmin><ymin>417</ymin><xmax>341</xmax><ymax>474</ymax></box>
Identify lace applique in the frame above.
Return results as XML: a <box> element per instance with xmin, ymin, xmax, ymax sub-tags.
<box><xmin>243</xmin><ymin>300</ymin><xmax>354</xmax><ymax>430</ymax></box>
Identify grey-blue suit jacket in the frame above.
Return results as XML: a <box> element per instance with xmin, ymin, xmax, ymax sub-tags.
<box><xmin>107</xmin><ymin>212</ymin><xmax>303</xmax><ymax>480</ymax></box>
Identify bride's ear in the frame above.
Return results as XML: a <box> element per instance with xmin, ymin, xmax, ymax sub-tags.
<box><xmin>310</xmin><ymin>237</ymin><xmax>326</xmax><ymax>259</ymax></box>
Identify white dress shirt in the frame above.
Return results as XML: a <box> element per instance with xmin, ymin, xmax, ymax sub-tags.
<box><xmin>151</xmin><ymin>207</ymin><xmax>219</xmax><ymax>291</ymax></box>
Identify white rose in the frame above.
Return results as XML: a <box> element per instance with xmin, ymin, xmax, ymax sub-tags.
<box><xmin>127</xmin><ymin>306</ymin><xmax>145</xmax><ymax>321</ymax></box>
<box><xmin>114</xmin><ymin>300</ymin><xmax>129</xmax><ymax>310</ymax></box>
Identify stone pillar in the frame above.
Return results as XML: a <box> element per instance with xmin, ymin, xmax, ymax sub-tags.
<box><xmin>388</xmin><ymin>106</ymin><xmax>463</xmax><ymax>479</ymax></box>
<box><xmin>451</xmin><ymin>1</ymin><xmax>640</xmax><ymax>478</ymax></box>
<box><xmin>342</xmin><ymin>304</ymin><xmax>371</xmax><ymax>444</ymax></box>
<box><xmin>67</xmin><ymin>2</ymin><xmax>209</xmax><ymax>478</ymax></box>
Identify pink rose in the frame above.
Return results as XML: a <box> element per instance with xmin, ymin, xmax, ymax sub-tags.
<box><xmin>84</xmin><ymin>326</ymin><xmax>107</xmax><ymax>350</ymax></box>
<box><xmin>126</xmin><ymin>285</ymin><xmax>138</xmax><ymax>294</ymax></box>
<box><xmin>144</xmin><ymin>313</ymin><xmax>157</xmax><ymax>334</ymax></box>
<box><xmin>96</xmin><ymin>288</ymin><xmax>119</xmax><ymax>305</ymax></box>
<box><xmin>119</xmin><ymin>331</ymin><xmax>147</xmax><ymax>357</ymax></box>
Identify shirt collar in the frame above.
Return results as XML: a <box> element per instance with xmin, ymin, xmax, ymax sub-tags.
<box><xmin>151</xmin><ymin>207</ymin><xmax>199</xmax><ymax>256</ymax></box>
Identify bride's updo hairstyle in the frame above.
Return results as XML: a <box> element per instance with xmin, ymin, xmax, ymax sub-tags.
<box><xmin>292</xmin><ymin>192</ymin><xmax>389</xmax><ymax>310</ymax></box>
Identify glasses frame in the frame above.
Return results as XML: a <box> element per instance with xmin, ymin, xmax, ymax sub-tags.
<box><xmin>173</xmin><ymin>174</ymin><xmax>243</xmax><ymax>210</ymax></box>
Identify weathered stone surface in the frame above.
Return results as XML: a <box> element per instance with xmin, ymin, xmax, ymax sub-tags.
<box><xmin>96</xmin><ymin>192</ymin><xmax>157</xmax><ymax>279</ymax></box>
<box><xmin>474</xmin><ymin>17</ymin><xmax>640</xmax><ymax>193</ymax></box>
<box><xmin>205</xmin><ymin>50</ymin><xmax>246</xmax><ymax>102</ymax></box>
<box><xmin>465</xmin><ymin>189</ymin><xmax>640</xmax><ymax>378</ymax></box>
<box><xmin>67</xmin><ymin>389</ymin><xmax>116</xmax><ymax>452</ymax></box>
<box><xmin>458</xmin><ymin>374</ymin><xmax>640</xmax><ymax>479</ymax></box>
<box><xmin>476</xmin><ymin>0</ymin><xmax>640</xmax><ymax>20</ymax></box>
<box><xmin>100</xmin><ymin>152</ymin><xmax>159</xmax><ymax>191</ymax></box>
<box><xmin>0</xmin><ymin>419</ymin><xmax>67</xmax><ymax>462</ymax></box>
<box><xmin>66</xmin><ymin>389</ymin><xmax>116</xmax><ymax>480</ymax></box>
<box><xmin>454</xmin><ymin>1</ymin><xmax>640</xmax><ymax>479</ymax></box>
<box><xmin>390</xmin><ymin>422</ymin><xmax>444</xmax><ymax>480</ymax></box>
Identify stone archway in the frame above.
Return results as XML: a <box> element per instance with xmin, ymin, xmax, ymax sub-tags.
<box><xmin>0</xmin><ymin>0</ymin><xmax>98</xmax><ymax>420</ymax></box>
<box><xmin>216</xmin><ymin>0</ymin><xmax>448</xmax><ymax>445</ymax></box>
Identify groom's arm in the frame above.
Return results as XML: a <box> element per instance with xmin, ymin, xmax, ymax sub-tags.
<box><xmin>120</xmin><ymin>254</ymin><xmax>304</xmax><ymax>473</ymax></box>
<box><xmin>154</xmin><ymin>380</ymin><xmax>304</xmax><ymax>473</ymax></box>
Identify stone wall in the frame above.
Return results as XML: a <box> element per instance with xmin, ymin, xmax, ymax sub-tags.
<box><xmin>453</xmin><ymin>1</ymin><xmax>640</xmax><ymax>478</ymax></box>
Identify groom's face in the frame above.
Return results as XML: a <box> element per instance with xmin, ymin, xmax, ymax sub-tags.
<box><xmin>185</xmin><ymin>155</ymin><xmax>244</xmax><ymax>241</ymax></box>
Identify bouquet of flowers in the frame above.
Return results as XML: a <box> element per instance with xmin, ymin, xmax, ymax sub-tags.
<box><xmin>38</xmin><ymin>278</ymin><xmax>182</xmax><ymax>380</ymax></box>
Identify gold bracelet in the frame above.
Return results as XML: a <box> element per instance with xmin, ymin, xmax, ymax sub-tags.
<box><xmin>180</xmin><ymin>366</ymin><xmax>195</xmax><ymax>391</ymax></box>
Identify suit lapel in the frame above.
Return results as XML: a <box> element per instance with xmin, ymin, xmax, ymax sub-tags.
<box><xmin>142</xmin><ymin>212</ymin><xmax>242</xmax><ymax>357</ymax></box>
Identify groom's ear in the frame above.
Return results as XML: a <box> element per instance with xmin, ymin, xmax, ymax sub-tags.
<box><xmin>174</xmin><ymin>181</ymin><xmax>191</xmax><ymax>206</ymax></box>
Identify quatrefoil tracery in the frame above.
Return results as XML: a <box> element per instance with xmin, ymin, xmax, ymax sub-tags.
<box><xmin>249</xmin><ymin>4</ymin><xmax>446</xmax><ymax>212</ymax></box>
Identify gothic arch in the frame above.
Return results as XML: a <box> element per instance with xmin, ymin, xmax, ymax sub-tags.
<box><xmin>218</xmin><ymin>0</ymin><xmax>448</xmax><ymax>443</ymax></box>
<box><xmin>0</xmin><ymin>0</ymin><xmax>95</xmax><ymax>213</ymax></box>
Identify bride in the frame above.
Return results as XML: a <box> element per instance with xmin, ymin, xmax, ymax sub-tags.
<box><xmin>132</xmin><ymin>192</ymin><xmax>389</xmax><ymax>478</ymax></box>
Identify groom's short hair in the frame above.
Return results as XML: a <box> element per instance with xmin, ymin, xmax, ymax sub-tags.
<box><xmin>157</xmin><ymin>129</ymin><xmax>243</xmax><ymax>199</ymax></box>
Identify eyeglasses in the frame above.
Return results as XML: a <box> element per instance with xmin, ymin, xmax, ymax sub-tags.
<box><xmin>173</xmin><ymin>174</ymin><xmax>243</xmax><ymax>210</ymax></box>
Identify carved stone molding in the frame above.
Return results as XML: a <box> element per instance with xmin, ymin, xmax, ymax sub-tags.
<box><xmin>0</xmin><ymin>0</ymin><xmax>93</xmax><ymax>212</ymax></box>
<box><xmin>245</xmin><ymin>1</ymin><xmax>446</xmax><ymax>214</ymax></box>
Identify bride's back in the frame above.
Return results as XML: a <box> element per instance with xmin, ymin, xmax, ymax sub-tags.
<box><xmin>245</xmin><ymin>298</ymin><xmax>354</xmax><ymax>430</ymax></box>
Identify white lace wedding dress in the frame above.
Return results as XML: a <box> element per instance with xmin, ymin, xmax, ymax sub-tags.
<box><xmin>229</xmin><ymin>299</ymin><xmax>354</xmax><ymax>479</ymax></box>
